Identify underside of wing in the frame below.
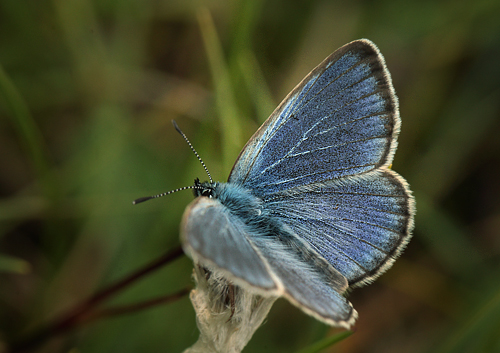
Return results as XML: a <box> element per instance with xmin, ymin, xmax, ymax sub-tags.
<box><xmin>264</xmin><ymin>169</ymin><xmax>415</xmax><ymax>287</ymax></box>
<box><xmin>181</xmin><ymin>197</ymin><xmax>279</xmax><ymax>294</ymax></box>
<box><xmin>249</xmin><ymin>232</ymin><xmax>357</xmax><ymax>328</ymax></box>
<box><xmin>229</xmin><ymin>39</ymin><xmax>400</xmax><ymax>196</ymax></box>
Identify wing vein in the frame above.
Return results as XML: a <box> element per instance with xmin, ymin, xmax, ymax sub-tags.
<box><xmin>288</xmin><ymin>55</ymin><xmax>376</xmax><ymax>119</ymax></box>
<box><xmin>261</xmin><ymin>163</ymin><xmax>377</xmax><ymax>188</ymax></box>
<box><xmin>257</xmin><ymin>87</ymin><xmax>389</xmax><ymax>177</ymax></box>
<box><xmin>259</xmin><ymin>55</ymin><xmax>377</xmax><ymax>156</ymax></box>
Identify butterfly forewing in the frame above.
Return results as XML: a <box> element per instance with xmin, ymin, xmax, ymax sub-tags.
<box><xmin>229</xmin><ymin>39</ymin><xmax>400</xmax><ymax>196</ymax></box>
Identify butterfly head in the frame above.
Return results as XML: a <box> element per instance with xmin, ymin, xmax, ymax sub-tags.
<box><xmin>193</xmin><ymin>178</ymin><xmax>219</xmax><ymax>199</ymax></box>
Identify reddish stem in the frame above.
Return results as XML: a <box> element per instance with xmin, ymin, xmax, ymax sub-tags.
<box><xmin>10</xmin><ymin>246</ymin><xmax>186</xmax><ymax>352</ymax></box>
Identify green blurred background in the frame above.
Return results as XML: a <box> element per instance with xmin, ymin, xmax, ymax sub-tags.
<box><xmin>1</xmin><ymin>0</ymin><xmax>500</xmax><ymax>352</ymax></box>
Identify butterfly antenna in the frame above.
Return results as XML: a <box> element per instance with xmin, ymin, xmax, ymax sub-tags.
<box><xmin>172</xmin><ymin>120</ymin><xmax>213</xmax><ymax>183</ymax></box>
<box><xmin>133</xmin><ymin>185</ymin><xmax>203</xmax><ymax>205</ymax></box>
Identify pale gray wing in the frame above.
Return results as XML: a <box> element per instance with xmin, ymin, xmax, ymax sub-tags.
<box><xmin>181</xmin><ymin>197</ymin><xmax>279</xmax><ymax>293</ymax></box>
<box><xmin>250</xmin><ymin>232</ymin><xmax>357</xmax><ymax>328</ymax></box>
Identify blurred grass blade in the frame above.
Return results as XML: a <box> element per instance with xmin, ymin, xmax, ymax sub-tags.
<box><xmin>238</xmin><ymin>49</ymin><xmax>276</xmax><ymax>123</ymax></box>
<box><xmin>415</xmin><ymin>192</ymin><xmax>484</xmax><ymax>278</ymax></box>
<box><xmin>0</xmin><ymin>253</ymin><xmax>31</xmax><ymax>274</ymax></box>
<box><xmin>229</xmin><ymin>0</ymin><xmax>264</xmax><ymax>58</ymax></box>
<box><xmin>229</xmin><ymin>0</ymin><xmax>271</xmax><ymax>123</ymax></box>
<box><xmin>437</xmin><ymin>285</ymin><xmax>500</xmax><ymax>353</ymax></box>
<box><xmin>295</xmin><ymin>331</ymin><xmax>353</xmax><ymax>353</ymax></box>
<box><xmin>197</xmin><ymin>7</ymin><xmax>242</xmax><ymax>172</ymax></box>
<box><xmin>0</xmin><ymin>64</ymin><xmax>55</xmax><ymax>199</ymax></box>
<box><xmin>408</xmin><ymin>56</ymin><xmax>500</xmax><ymax>202</ymax></box>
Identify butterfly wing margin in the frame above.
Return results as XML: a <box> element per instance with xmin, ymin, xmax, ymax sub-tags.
<box><xmin>229</xmin><ymin>39</ymin><xmax>400</xmax><ymax>195</ymax></box>
<box><xmin>265</xmin><ymin>169</ymin><xmax>415</xmax><ymax>288</ymax></box>
<box><xmin>181</xmin><ymin>197</ymin><xmax>280</xmax><ymax>294</ymax></box>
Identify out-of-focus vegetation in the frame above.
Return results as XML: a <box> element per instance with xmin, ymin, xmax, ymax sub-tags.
<box><xmin>1</xmin><ymin>0</ymin><xmax>500</xmax><ymax>352</ymax></box>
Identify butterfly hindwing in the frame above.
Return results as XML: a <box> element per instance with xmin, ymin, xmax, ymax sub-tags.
<box><xmin>264</xmin><ymin>169</ymin><xmax>414</xmax><ymax>287</ymax></box>
<box><xmin>249</xmin><ymin>233</ymin><xmax>357</xmax><ymax>328</ymax></box>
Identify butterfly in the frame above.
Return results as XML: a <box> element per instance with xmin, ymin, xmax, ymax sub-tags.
<box><xmin>139</xmin><ymin>39</ymin><xmax>415</xmax><ymax>328</ymax></box>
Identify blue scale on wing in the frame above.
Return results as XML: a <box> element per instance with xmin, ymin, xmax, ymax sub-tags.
<box><xmin>277</xmin><ymin>52</ymin><xmax>369</xmax><ymax>126</ymax></box>
<box><xmin>229</xmin><ymin>45</ymin><xmax>394</xmax><ymax>190</ymax></box>
<box><xmin>234</xmin><ymin>63</ymin><xmax>394</xmax><ymax>195</ymax></box>
<box><xmin>264</xmin><ymin>171</ymin><xmax>412</xmax><ymax>286</ymax></box>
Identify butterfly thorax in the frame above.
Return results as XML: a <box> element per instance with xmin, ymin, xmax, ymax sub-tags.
<box><xmin>193</xmin><ymin>178</ymin><xmax>267</xmax><ymax>229</ymax></box>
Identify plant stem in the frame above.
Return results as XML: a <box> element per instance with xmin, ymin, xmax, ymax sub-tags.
<box><xmin>10</xmin><ymin>246</ymin><xmax>185</xmax><ymax>352</ymax></box>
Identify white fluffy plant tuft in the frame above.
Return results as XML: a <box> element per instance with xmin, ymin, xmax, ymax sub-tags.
<box><xmin>183</xmin><ymin>265</ymin><xmax>277</xmax><ymax>353</ymax></box>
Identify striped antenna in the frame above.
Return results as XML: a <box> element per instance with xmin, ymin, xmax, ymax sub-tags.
<box><xmin>133</xmin><ymin>185</ymin><xmax>202</xmax><ymax>205</ymax></box>
<box><xmin>133</xmin><ymin>122</ymin><xmax>211</xmax><ymax>205</ymax></box>
<box><xmin>172</xmin><ymin>120</ymin><xmax>213</xmax><ymax>183</ymax></box>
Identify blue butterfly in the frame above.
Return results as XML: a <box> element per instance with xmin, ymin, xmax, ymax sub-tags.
<box><xmin>140</xmin><ymin>39</ymin><xmax>415</xmax><ymax>328</ymax></box>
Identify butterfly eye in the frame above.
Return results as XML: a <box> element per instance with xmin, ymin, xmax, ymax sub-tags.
<box><xmin>201</xmin><ymin>189</ymin><xmax>213</xmax><ymax>198</ymax></box>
